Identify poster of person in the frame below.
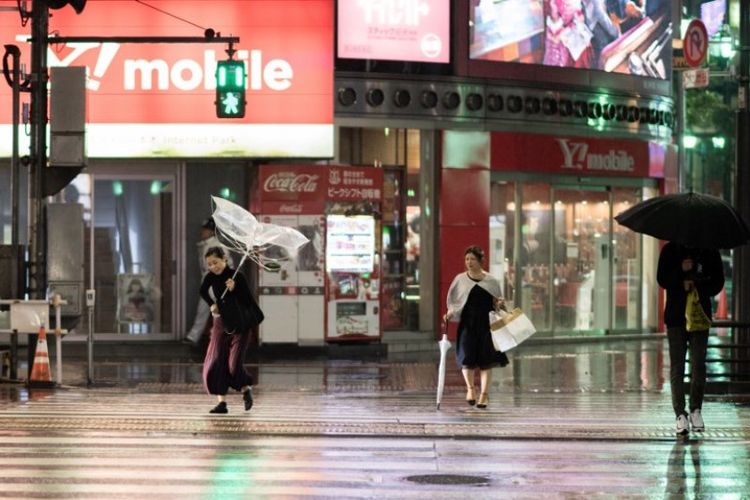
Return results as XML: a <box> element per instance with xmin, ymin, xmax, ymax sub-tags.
<box><xmin>118</xmin><ymin>273</ymin><xmax>155</xmax><ymax>324</ymax></box>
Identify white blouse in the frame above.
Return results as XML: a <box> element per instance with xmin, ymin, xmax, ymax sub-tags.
<box><xmin>446</xmin><ymin>271</ymin><xmax>502</xmax><ymax>321</ymax></box>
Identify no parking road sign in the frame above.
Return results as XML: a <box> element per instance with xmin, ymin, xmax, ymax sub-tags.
<box><xmin>683</xmin><ymin>19</ymin><xmax>709</xmax><ymax>68</ymax></box>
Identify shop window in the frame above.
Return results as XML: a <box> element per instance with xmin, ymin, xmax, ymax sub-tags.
<box><xmin>489</xmin><ymin>181</ymin><xmax>516</xmax><ymax>305</ymax></box>
<box><xmin>381</xmin><ymin>168</ymin><xmax>405</xmax><ymax>330</ymax></box>
<box><xmin>519</xmin><ymin>184</ymin><xmax>553</xmax><ymax>332</ymax></box>
<box><xmin>612</xmin><ymin>188</ymin><xmax>643</xmax><ymax>330</ymax></box>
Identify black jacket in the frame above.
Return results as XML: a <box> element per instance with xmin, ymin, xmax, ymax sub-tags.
<box><xmin>200</xmin><ymin>267</ymin><xmax>252</xmax><ymax>308</ymax></box>
<box><xmin>656</xmin><ymin>242</ymin><xmax>724</xmax><ymax>328</ymax></box>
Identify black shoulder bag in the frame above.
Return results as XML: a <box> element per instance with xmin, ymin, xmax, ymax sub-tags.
<box><xmin>218</xmin><ymin>292</ymin><xmax>265</xmax><ymax>335</ymax></box>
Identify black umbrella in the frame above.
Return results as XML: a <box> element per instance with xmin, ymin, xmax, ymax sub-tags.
<box><xmin>614</xmin><ymin>192</ymin><xmax>750</xmax><ymax>249</ymax></box>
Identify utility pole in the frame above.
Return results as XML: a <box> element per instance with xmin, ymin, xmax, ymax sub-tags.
<box><xmin>735</xmin><ymin>0</ymin><xmax>750</xmax><ymax>380</ymax></box>
<box><xmin>29</xmin><ymin>2</ymin><xmax>49</xmax><ymax>300</ymax></box>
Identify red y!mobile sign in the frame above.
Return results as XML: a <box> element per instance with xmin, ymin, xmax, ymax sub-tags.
<box><xmin>0</xmin><ymin>0</ymin><xmax>334</xmax><ymax>158</ymax></box>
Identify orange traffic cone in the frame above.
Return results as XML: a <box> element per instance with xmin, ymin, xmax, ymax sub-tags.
<box><xmin>716</xmin><ymin>288</ymin><xmax>728</xmax><ymax>320</ymax></box>
<box><xmin>29</xmin><ymin>325</ymin><xmax>54</xmax><ymax>388</ymax></box>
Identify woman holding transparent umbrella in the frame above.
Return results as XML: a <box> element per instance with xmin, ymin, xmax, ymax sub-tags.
<box><xmin>444</xmin><ymin>245</ymin><xmax>509</xmax><ymax>409</ymax></box>
<box><xmin>200</xmin><ymin>246</ymin><xmax>257</xmax><ymax>414</ymax></box>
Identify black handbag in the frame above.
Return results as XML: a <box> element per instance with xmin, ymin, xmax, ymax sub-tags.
<box><xmin>247</xmin><ymin>296</ymin><xmax>265</xmax><ymax>326</ymax></box>
<box><xmin>218</xmin><ymin>293</ymin><xmax>264</xmax><ymax>334</ymax></box>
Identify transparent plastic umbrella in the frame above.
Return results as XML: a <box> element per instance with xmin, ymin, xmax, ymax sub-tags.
<box><xmin>436</xmin><ymin>324</ymin><xmax>452</xmax><ymax>410</ymax></box>
<box><xmin>210</xmin><ymin>196</ymin><xmax>309</xmax><ymax>296</ymax></box>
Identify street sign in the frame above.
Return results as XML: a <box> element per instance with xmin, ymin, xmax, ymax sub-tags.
<box><xmin>683</xmin><ymin>68</ymin><xmax>710</xmax><ymax>89</ymax></box>
<box><xmin>683</xmin><ymin>19</ymin><xmax>709</xmax><ymax>68</ymax></box>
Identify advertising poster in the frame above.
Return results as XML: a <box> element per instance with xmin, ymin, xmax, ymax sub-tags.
<box><xmin>117</xmin><ymin>273</ymin><xmax>156</xmax><ymax>324</ymax></box>
<box><xmin>326</xmin><ymin>215</ymin><xmax>375</xmax><ymax>274</ymax></box>
<box><xmin>469</xmin><ymin>0</ymin><xmax>673</xmax><ymax>78</ymax></box>
<box><xmin>338</xmin><ymin>0</ymin><xmax>450</xmax><ymax>63</ymax></box>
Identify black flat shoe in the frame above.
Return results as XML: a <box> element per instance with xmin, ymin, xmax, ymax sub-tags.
<box><xmin>209</xmin><ymin>402</ymin><xmax>228</xmax><ymax>414</ymax></box>
<box><xmin>243</xmin><ymin>388</ymin><xmax>253</xmax><ymax>411</ymax></box>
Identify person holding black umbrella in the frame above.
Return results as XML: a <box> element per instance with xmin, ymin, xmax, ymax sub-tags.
<box><xmin>657</xmin><ymin>241</ymin><xmax>724</xmax><ymax>435</ymax></box>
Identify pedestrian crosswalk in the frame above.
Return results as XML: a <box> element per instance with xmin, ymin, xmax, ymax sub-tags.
<box><xmin>0</xmin><ymin>427</ymin><xmax>748</xmax><ymax>497</ymax></box>
<box><xmin>1</xmin><ymin>386</ymin><xmax>749</xmax><ymax>440</ymax></box>
<box><xmin>0</xmin><ymin>369</ymin><xmax>748</xmax><ymax>497</ymax></box>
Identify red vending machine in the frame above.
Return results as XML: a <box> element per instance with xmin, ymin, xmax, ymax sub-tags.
<box><xmin>256</xmin><ymin>165</ymin><xmax>383</xmax><ymax>344</ymax></box>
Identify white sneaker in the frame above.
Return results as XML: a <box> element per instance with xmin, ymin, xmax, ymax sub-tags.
<box><xmin>689</xmin><ymin>409</ymin><xmax>705</xmax><ymax>432</ymax></box>
<box><xmin>676</xmin><ymin>414</ymin><xmax>689</xmax><ymax>435</ymax></box>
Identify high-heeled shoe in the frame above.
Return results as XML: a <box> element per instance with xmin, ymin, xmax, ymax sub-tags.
<box><xmin>466</xmin><ymin>387</ymin><xmax>476</xmax><ymax>406</ymax></box>
<box><xmin>476</xmin><ymin>392</ymin><xmax>489</xmax><ymax>409</ymax></box>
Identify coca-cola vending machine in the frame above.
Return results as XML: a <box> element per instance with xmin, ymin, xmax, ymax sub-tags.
<box><xmin>256</xmin><ymin>164</ymin><xmax>383</xmax><ymax>344</ymax></box>
<box><xmin>256</xmin><ymin>166</ymin><xmax>326</xmax><ymax>344</ymax></box>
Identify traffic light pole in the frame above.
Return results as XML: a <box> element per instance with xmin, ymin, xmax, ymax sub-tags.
<box><xmin>29</xmin><ymin>4</ymin><xmax>49</xmax><ymax>301</ymax></box>
<box><xmin>735</xmin><ymin>0</ymin><xmax>750</xmax><ymax>381</ymax></box>
<box><xmin>27</xmin><ymin>9</ymin><xmax>240</xmax><ymax>383</ymax></box>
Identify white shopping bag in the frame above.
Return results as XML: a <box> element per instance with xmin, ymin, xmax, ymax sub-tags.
<box><xmin>489</xmin><ymin>308</ymin><xmax>536</xmax><ymax>352</ymax></box>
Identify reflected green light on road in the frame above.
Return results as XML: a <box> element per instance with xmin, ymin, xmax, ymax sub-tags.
<box><xmin>205</xmin><ymin>453</ymin><xmax>259</xmax><ymax>499</ymax></box>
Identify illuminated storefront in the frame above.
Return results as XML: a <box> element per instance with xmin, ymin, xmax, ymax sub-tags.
<box><xmin>0</xmin><ymin>0</ymin><xmax>334</xmax><ymax>340</ymax></box>
<box><xmin>437</xmin><ymin>130</ymin><xmax>676</xmax><ymax>338</ymax></box>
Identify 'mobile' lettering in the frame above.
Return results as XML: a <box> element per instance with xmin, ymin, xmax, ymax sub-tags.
<box><xmin>587</xmin><ymin>150</ymin><xmax>634</xmax><ymax>172</ymax></box>
<box><xmin>124</xmin><ymin>49</ymin><xmax>293</xmax><ymax>91</ymax></box>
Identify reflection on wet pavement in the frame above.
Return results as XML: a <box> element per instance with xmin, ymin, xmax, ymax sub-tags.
<box><xmin>0</xmin><ymin>339</ymin><xmax>749</xmax><ymax>497</ymax></box>
<box><xmin>24</xmin><ymin>340</ymin><xmax>671</xmax><ymax>393</ymax></box>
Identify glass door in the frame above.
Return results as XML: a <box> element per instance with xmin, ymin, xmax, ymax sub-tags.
<box><xmin>69</xmin><ymin>165</ymin><xmax>179</xmax><ymax>338</ymax></box>
<box><xmin>551</xmin><ymin>187</ymin><xmax>611</xmax><ymax>334</ymax></box>
<box><xmin>612</xmin><ymin>187</ymin><xmax>643</xmax><ymax>330</ymax></box>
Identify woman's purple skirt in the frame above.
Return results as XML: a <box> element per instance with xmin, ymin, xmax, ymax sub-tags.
<box><xmin>202</xmin><ymin>316</ymin><xmax>254</xmax><ymax>395</ymax></box>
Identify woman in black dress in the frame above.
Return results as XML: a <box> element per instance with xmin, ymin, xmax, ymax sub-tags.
<box><xmin>444</xmin><ymin>245</ymin><xmax>508</xmax><ymax>409</ymax></box>
<box><xmin>200</xmin><ymin>246</ymin><xmax>255</xmax><ymax>414</ymax></box>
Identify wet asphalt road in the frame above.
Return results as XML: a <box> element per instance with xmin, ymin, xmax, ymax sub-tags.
<box><xmin>0</xmin><ymin>338</ymin><xmax>748</xmax><ymax>498</ymax></box>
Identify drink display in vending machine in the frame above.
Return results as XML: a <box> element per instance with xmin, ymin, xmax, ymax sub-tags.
<box><xmin>325</xmin><ymin>214</ymin><xmax>380</xmax><ymax>339</ymax></box>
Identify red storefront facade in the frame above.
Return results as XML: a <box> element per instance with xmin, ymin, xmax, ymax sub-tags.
<box><xmin>439</xmin><ymin>131</ymin><xmax>677</xmax><ymax>339</ymax></box>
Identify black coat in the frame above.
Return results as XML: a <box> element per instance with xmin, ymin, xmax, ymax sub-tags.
<box><xmin>200</xmin><ymin>267</ymin><xmax>252</xmax><ymax>308</ymax></box>
<box><xmin>200</xmin><ymin>267</ymin><xmax>263</xmax><ymax>331</ymax></box>
<box><xmin>656</xmin><ymin>242</ymin><xmax>724</xmax><ymax>328</ymax></box>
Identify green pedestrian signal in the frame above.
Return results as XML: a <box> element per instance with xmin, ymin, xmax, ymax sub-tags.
<box><xmin>215</xmin><ymin>60</ymin><xmax>246</xmax><ymax>118</ymax></box>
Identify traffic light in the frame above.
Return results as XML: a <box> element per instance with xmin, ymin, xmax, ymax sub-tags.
<box><xmin>215</xmin><ymin>60</ymin><xmax>246</xmax><ymax>118</ymax></box>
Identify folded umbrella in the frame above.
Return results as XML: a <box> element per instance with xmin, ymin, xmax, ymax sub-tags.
<box><xmin>614</xmin><ymin>192</ymin><xmax>750</xmax><ymax>249</ymax></box>
<box><xmin>435</xmin><ymin>325</ymin><xmax>451</xmax><ymax>410</ymax></box>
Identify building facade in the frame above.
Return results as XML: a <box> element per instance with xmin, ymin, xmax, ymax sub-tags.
<box><xmin>1</xmin><ymin>0</ymin><xmax>686</xmax><ymax>343</ymax></box>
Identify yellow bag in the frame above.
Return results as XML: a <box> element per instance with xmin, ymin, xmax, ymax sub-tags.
<box><xmin>685</xmin><ymin>288</ymin><xmax>711</xmax><ymax>332</ymax></box>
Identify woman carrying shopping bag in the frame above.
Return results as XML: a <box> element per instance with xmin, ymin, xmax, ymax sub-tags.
<box><xmin>444</xmin><ymin>245</ymin><xmax>508</xmax><ymax>409</ymax></box>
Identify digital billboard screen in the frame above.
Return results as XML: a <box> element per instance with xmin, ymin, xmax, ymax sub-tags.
<box><xmin>338</xmin><ymin>0</ymin><xmax>450</xmax><ymax>63</ymax></box>
<box><xmin>701</xmin><ymin>0</ymin><xmax>726</xmax><ymax>38</ymax></box>
<box><xmin>469</xmin><ymin>0</ymin><xmax>672</xmax><ymax>80</ymax></box>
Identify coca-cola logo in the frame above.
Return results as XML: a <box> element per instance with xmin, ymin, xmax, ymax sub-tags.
<box><xmin>264</xmin><ymin>173</ymin><xmax>319</xmax><ymax>193</ymax></box>
<box><xmin>279</xmin><ymin>204</ymin><xmax>303</xmax><ymax>213</ymax></box>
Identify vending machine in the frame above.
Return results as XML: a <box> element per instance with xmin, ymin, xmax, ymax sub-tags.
<box><xmin>256</xmin><ymin>165</ymin><xmax>326</xmax><ymax>344</ymax></box>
